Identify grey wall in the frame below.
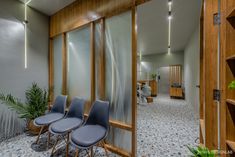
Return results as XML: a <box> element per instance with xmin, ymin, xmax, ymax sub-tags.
<box><xmin>137</xmin><ymin>52</ymin><xmax>184</xmax><ymax>81</ymax></box>
<box><xmin>158</xmin><ymin>66</ymin><xmax>170</xmax><ymax>94</ymax></box>
<box><xmin>184</xmin><ymin>26</ymin><xmax>200</xmax><ymax>118</ymax></box>
<box><xmin>140</xmin><ymin>51</ymin><xmax>184</xmax><ymax>68</ymax></box>
<box><xmin>0</xmin><ymin>0</ymin><xmax>49</xmax><ymax>141</ymax></box>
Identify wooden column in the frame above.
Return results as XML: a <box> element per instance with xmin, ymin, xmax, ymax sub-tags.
<box><xmin>62</xmin><ymin>33</ymin><xmax>67</xmax><ymax>95</ymax></box>
<box><xmin>199</xmin><ymin>0</ymin><xmax>205</xmax><ymax>144</ymax></box>
<box><xmin>49</xmin><ymin>38</ymin><xmax>54</xmax><ymax>107</ymax></box>
<box><xmin>99</xmin><ymin>19</ymin><xmax>106</xmax><ymax>100</ymax></box>
<box><xmin>219</xmin><ymin>0</ymin><xmax>226</xmax><ymax>153</ymax></box>
<box><xmin>204</xmin><ymin>0</ymin><xmax>219</xmax><ymax>149</ymax></box>
<box><xmin>91</xmin><ymin>22</ymin><xmax>95</xmax><ymax>103</ymax></box>
<box><xmin>131</xmin><ymin>6</ymin><xmax>137</xmax><ymax>157</ymax></box>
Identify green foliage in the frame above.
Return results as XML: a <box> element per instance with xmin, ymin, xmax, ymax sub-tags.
<box><xmin>0</xmin><ymin>83</ymin><xmax>48</xmax><ymax>120</ymax></box>
<box><xmin>228</xmin><ymin>80</ymin><xmax>235</xmax><ymax>90</ymax></box>
<box><xmin>187</xmin><ymin>146</ymin><xmax>216</xmax><ymax>157</ymax></box>
<box><xmin>151</xmin><ymin>73</ymin><xmax>157</xmax><ymax>80</ymax></box>
<box><xmin>0</xmin><ymin>94</ymin><xmax>28</xmax><ymax>119</ymax></box>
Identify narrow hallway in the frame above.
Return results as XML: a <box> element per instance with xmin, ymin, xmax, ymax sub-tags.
<box><xmin>137</xmin><ymin>94</ymin><xmax>199</xmax><ymax>157</ymax></box>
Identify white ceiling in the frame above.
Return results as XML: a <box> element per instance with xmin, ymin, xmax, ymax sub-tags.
<box><xmin>19</xmin><ymin>0</ymin><xmax>76</xmax><ymax>15</ymax></box>
<box><xmin>137</xmin><ymin>0</ymin><xmax>202</xmax><ymax>55</ymax></box>
<box><xmin>18</xmin><ymin>0</ymin><xmax>201</xmax><ymax>55</ymax></box>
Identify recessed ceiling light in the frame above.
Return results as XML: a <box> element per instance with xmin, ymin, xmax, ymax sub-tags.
<box><xmin>168</xmin><ymin>15</ymin><xmax>172</xmax><ymax>20</ymax></box>
<box><xmin>167</xmin><ymin>0</ymin><xmax>172</xmax><ymax>55</ymax></box>
<box><xmin>168</xmin><ymin>0</ymin><xmax>172</xmax><ymax>6</ymax></box>
<box><xmin>25</xmin><ymin>0</ymin><xmax>31</xmax><ymax>5</ymax></box>
<box><xmin>168</xmin><ymin>12</ymin><xmax>172</xmax><ymax>20</ymax></box>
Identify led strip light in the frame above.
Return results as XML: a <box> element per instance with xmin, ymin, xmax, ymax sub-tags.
<box><xmin>24</xmin><ymin>0</ymin><xmax>31</xmax><ymax>69</ymax></box>
<box><xmin>168</xmin><ymin>0</ymin><xmax>172</xmax><ymax>55</ymax></box>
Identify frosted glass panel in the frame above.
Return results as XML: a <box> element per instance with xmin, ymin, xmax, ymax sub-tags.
<box><xmin>106</xmin><ymin>126</ymin><xmax>131</xmax><ymax>151</ymax></box>
<box><xmin>53</xmin><ymin>35</ymin><xmax>63</xmax><ymax>97</ymax></box>
<box><xmin>105</xmin><ymin>11</ymin><xmax>132</xmax><ymax>123</ymax></box>
<box><xmin>95</xmin><ymin>22</ymin><xmax>101</xmax><ymax>99</ymax></box>
<box><xmin>67</xmin><ymin>26</ymin><xmax>91</xmax><ymax>101</ymax></box>
<box><xmin>105</xmin><ymin>11</ymin><xmax>132</xmax><ymax>152</ymax></box>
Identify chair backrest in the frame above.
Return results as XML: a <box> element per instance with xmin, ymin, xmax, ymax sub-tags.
<box><xmin>86</xmin><ymin>100</ymin><xmax>110</xmax><ymax>130</ymax></box>
<box><xmin>66</xmin><ymin>97</ymin><xmax>85</xmax><ymax>119</ymax></box>
<box><xmin>51</xmin><ymin>95</ymin><xmax>67</xmax><ymax>114</ymax></box>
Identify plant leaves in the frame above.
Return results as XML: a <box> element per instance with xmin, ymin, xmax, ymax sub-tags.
<box><xmin>0</xmin><ymin>82</ymin><xmax>49</xmax><ymax>120</ymax></box>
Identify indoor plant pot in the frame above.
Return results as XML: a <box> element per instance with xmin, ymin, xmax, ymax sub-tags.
<box><xmin>0</xmin><ymin>83</ymin><xmax>49</xmax><ymax>135</ymax></box>
<box><xmin>27</xmin><ymin>120</ymin><xmax>41</xmax><ymax>135</ymax></box>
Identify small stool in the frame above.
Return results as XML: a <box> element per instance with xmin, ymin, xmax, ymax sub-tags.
<box><xmin>146</xmin><ymin>97</ymin><xmax>153</xmax><ymax>103</ymax></box>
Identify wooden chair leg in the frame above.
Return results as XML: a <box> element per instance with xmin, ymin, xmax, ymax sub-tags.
<box><xmin>102</xmin><ymin>141</ymin><xmax>109</xmax><ymax>157</ymax></box>
<box><xmin>90</xmin><ymin>146</ymin><xmax>93</xmax><ymax>157</ymax></box>
<box><xmin>75</xmin><ymin>148</ymin><xmax>79</xmax><ymax>157</ymax></box>
<box><xmin>66</xmin><ymin>133</ymin><xmax>70</xmax><ymax>157</ymax></box>
<box><xmin>51</xmin><ymin>136</ymin><xmax>59</xmax><ymax>156</ymax></box>
<box><xmin>47</xmin><ymin>131</ymin><xmax>51</xmax><ymax>149</ymax></box>
<box><xmin>36</xmin><ymin>126</ymin><xmax>44</xmax><ymax>144</ymax></box>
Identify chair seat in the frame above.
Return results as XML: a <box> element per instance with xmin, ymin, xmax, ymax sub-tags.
<box><xmin>71</xmin><ymin>125</ymin><xmax>106</xmax><ymax>147</ymax></box>
<box><xmin>50</xmin><ymin>118</ymin><xmax>82</xmax><ymax>134</ymax></box>
<box><xmin>34</xmin><ymin>113</ymin><xmax>64</xmax><ymax>126</ymax></box>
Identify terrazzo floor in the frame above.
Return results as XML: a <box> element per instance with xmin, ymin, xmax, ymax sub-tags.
<box><xmin>0</xmin><ymin>94</ymin><xmax>199</xmax><ymax>157</ymax></box>
<box><xmin>0</xmin><ymin>132</ymin><xmax>116</xmax><ymax>157</ymax></box>
<box><xmin>137</xmin><ymin>94</ymin><xmax>199</xmax><ymax>157</ymax></box>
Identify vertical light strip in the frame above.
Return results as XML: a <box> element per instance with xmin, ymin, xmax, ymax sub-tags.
<box><xmin>139</xmin><ymin>52</ymin><xmax>142</xmax><ymax>73</ymax></box>
<box><xmin>24</xmin><ymin>30</ymin><xmax>27</xmax><ymax>69</ymax></box>
<box><xmin>168</xmin><ymin>19</ymin><xmax>171</xmax><ymax>54</ymax></box>
<box><xmin>168</xmin><ymin>0</ymin><xmax>172</xmax><ymax>55</ymax></box>
<box><xmin>24</xmin><ymin>0</ymin><xmax>31</xmax><ymax>69</ymax></box>
<box><xmin>24</xmin><ymin>3</ymin><xmax>27</xmax><ymax>69</ymax></box>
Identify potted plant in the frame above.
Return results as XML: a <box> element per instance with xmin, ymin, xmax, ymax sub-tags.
<box><xmin>228</xmin><ymin>80</ymin><xmax>235</xmax><ymax>90</ymax></box>
<box><xmin>0</xmin><ymin>83</ymin><xmax>49</xmax><ymax>135</ymax></box>
<box><xmin>151</xmin><ymin>73</ymin><xmax>157</xmax><ymax>80</ymax></box>
<box><xmin>187</xmin><ymin>145</ymin><xmax>216</xmax><ymax>157</ymax></box>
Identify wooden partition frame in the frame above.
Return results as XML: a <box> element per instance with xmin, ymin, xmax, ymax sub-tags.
<box><xmin>48</xmin><ymin>0</ymin><xmax>142</xmax><ymax>156</ymax></box>
<box><xmin>199</xmin><ymin>1</ymin><xmax>206</xmax><ymax>145</ymax></box>
<box><xmin>131</xmin><ymin>6</ymin><xmax>137</xmax><ymax>157</ymax></box>
<box><xmin>62</xmin><ymin>33</ymin><xmax>67</xmax><ymax>95</ymax></box>
<box><xmin>49</xmin><ymin>0</ymin><xmax>150</xmax><ymax>38</ymax></box>
<box><xmin>48</xmin><ymin>38</ymin><xmax>54</xmax><ymax>105</ymax></box>
<box><xmin>201</xmin><ymin>0</ymin><xmax>235</xmax><ymax>154</ymax></box>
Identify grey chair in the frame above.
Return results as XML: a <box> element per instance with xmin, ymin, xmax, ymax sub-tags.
<box><xmin>34</xmin><ymin>95</ymin><xmax>67</xmax><ymax>147</ymax></box>
<box><xmin>70</xmin><ymin>100</ymin><xmax>110</xmax><ymax>157</ymax></box>
<box><xmin>49</xmin><ymin>97</ymin><xmax>85</xmax><ymax>157</ymax></box>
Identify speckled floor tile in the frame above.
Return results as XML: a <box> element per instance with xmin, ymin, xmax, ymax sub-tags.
<box><xmin>0</xmin><ymin>94</ymin><xmax>198</xmax><ymax>157</ymax></box>
<box><xmin>137</xmin><ymin>94</ymin><xmax>199</xmax><ymax>157</ymax></box>
<box><xmin>0</xmin><ymin>132</ymin><xmax>116</xmax><ymax>157</ymax></box>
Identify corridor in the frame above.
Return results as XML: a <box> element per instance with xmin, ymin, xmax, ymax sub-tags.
<box><xmin>137</xmin><ymin>94</ymin><xmax>199</xmax><ymax>156</ymax></box>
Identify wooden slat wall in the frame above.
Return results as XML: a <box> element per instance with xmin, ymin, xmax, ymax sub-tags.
<box><xmin>169</xmin><ymin>65</ymin><xmax>182</xmax><ymax>85</ymax></box>
<box><xmin>50</xmin><ymin>0</ymin><xmax>150</xmax><ymax>37</ymax></box>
